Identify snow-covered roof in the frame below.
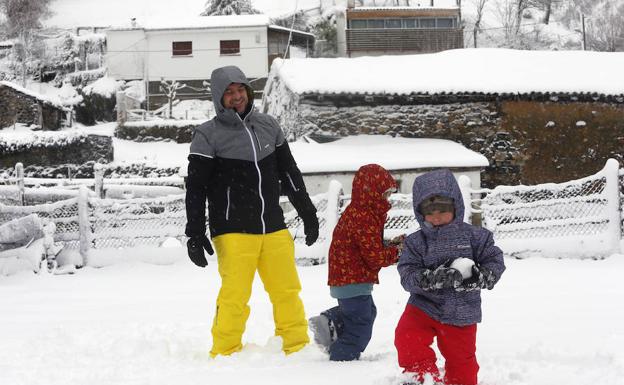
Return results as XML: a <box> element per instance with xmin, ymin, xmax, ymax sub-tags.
<box><xmin>350</xmin><ymin>6</ymin><xmax>459</xmax><ymax>11</ymax></box>
<box><xmin>271</xmin><ymin>48</ymin><xmax>624</xmax><ymax>97</ymax></box>
<box><xmin>0</xmin><ymin>39</ymin><xmax>14</xmax><ymax>48</ymax></box>
<box><xmin>107</xmin><ymin>14</ymin><xmax>270</xmax><ymax>31</ymax></box>
<box><xmin>0</xmin><ymin>81</ymin><xmax>68</xmax><ymax>110</ymax></box>
<box><xmin>290</xmin><ymin>135</ymin><xmax>488</xmax><ymax>173</ymax></box>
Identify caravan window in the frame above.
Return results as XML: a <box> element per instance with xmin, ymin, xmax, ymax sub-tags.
<box><xmin>220</xmin><ymin>40</ymin><xmax>240</xmax><ymax>55</ymax></box>
<box><xmin>172</xmin><ymin>41</ymin><xmax>192</xmax><ymax>56</ymax></box>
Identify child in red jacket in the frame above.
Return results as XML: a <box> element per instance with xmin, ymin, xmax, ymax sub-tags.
<box><xmin>309</xmin><ymin>164</ymin><xmax>405</xmax><ymax>361</ymax></box>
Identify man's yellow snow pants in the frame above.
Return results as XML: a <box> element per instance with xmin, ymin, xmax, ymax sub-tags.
<box><xmin>210</xmin><ymin>229</ymin><xmax>309</xmax><ymax>357</ymax></box>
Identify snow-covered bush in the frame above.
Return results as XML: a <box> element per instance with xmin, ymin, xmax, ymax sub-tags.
<box><xmin>62</xmin><ymin>67</ymin><xmax>106</xmax><ymax>88</ymax></box>
<box><xmin>74</xmin><ymin>76</ymin><xmax>123</xmax><ymax>125</ymax></box>
<box><xmin>0</xmin><ymin>130</ymin><xmax>88</xmax><ymax>155</ymax></box>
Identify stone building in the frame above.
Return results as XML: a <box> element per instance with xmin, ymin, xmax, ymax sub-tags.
<box><xmin>0</xmin><ymin>81</ymin><xmax>68</xmax><ymax>130</ymax></box>
<box><xmin>262</xmin><ymin>49</ymin><xmax>624</xmax><ymax>187</ymax></box>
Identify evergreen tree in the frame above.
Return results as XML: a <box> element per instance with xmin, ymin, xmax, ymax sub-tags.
<box><xmin>200</xmin><ymin>0</ymin><xmax>260</xmax><ymax>16</ymax></box>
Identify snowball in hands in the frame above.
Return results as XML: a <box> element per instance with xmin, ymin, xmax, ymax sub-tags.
<box><xmin>450</xmin><ymin>258</ymin><xmax>475</xmax><ymax>279</ymax></box>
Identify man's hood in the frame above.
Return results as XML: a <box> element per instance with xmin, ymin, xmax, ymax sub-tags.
<box><xmin>210</xmin><ymin>65</ymin><xmax>254</xmax><ymax>123</ymax></box>
<box><xmin>412</xmin><ymin>169</ymin><xmax>465</xmax><ymax>228</ymax></box>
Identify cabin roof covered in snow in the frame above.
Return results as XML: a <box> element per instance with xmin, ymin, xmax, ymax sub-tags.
<box><xmin>0</xmin><ymin>81</ymin><xmax>68</xmax><ymax>110</ymax></box>
<box><xmin>107</xmin><ymin>14</ymin><xmax>270</xmax><ymax>31</ymax></box>
<box><xmin>271</xmin><ymin>49</ymin><xmax>624</xmax><ymax>97</ymax></box>
<box><xmin>290</xmin><ymin>135</ymin><xmax>488</xmax><ymax>174</ymax></box>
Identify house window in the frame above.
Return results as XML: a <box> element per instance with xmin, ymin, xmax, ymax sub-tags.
<box><xmin>402</xmin><ymin>19</ymin><xmax>416</xmax><ymax>28</ymax></box>
<box><xmin>419</xmin><ymin>18</ymin><xmax>436</xmax><ymax>28</ymax></box>
<box><xmin>350</xmin><ymin>19</ymin><xmax>367</xmax><ymax>29</ymax></box>
<box><xmin>220</xmin><ymin>40</ymin><xmax>240</xmax><ymax>55</ymax></box>
<box><xmin>172</xmin><ymin>41</ymin><xmax>192</xmax><ymax>56</ymax></box>
<box><xmin>368</xmin><ymin>19</ymin><xmax>385</xmax><ymax>29</ymax></box>
<box><xmin>385</xmin><ymin>19</ymin><xmax>402</xmax><ymax>29</ymax></box>
<box><xmin>436</xmin><ymin>18</ymin><xmax>455</xmax><ymax>28</ymax></box>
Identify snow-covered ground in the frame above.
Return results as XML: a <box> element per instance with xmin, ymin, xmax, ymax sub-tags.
<box><xmin>1</xmin><ymin>247</ymin><xmax>623</xmax><ymax>385</ymax></box>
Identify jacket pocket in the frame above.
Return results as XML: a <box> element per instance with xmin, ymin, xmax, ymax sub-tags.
<box><xmin>225</xmin><ymin>186</ymin><xmax>231</xmax><ymax>221</ymax></box>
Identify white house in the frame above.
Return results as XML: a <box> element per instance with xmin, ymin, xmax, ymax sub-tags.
<box><xmin>289</xmin><ymin>135</ymin><xmax>488</xmax><ymax>195</ymax></box>
<box><xmin>105</xmin><ymin>15</ymin><xmax>314</xmax><ymax>108</ymax></box>
<box><xmin>106</xmin><ymin>15</ymin><xmax>270</xmax><ymax>82</ymax></box>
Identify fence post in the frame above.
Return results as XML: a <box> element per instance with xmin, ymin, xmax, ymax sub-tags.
<box><xmin>94</xmin><ymin>163</ymin><xmax>104</xmax><ymax>198</ymax></box>
<box><xmin>458</xmin><ymin>175</ymin><xmax>472</xmax><ymax>224</ymax></box>
<box><xmin>116</xmin><ymin>91</ymin><xmax>127</xmax><ymax>123</ymax></box>
<box><xmin>16</xmin><ymin>162</ymin><xmax>24</xmax><ymax>206</ymax></box>
<box><xmin>324</xmin><ymin>180</ymin><xmax>343</xmax><ymax>259</ymax></box>
<box><xmin>78</xmin><ymin>185</ymin><xmax>92</xmax><ymax>266</ymax></box>
<box><xmin>604</xmin><ymin>158</ymin><xmax>621</xmax><ymax>254</ymax></box>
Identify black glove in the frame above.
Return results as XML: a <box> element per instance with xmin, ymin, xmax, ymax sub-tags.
<box><xmin>459</xmin><ymin>265</ymin><xmax>497</xmax><ymax>291</ymax></box>
<box><xmin>420</xmin><ymin>264</ymin><xmax>463</xmax><ymax>291</ymax></box>
<box><xmin>301</xmin><ymin>212</ymin><xmax>319</xmax><ymax>246</ymax></box>
<box><xmin>187</xmin><ymin>235</ymin><xmax>213</xmax><ymax>268</ymax></box>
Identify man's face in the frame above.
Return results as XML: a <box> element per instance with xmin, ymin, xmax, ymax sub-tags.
<box><xmin>222</xmin><ymin>83</ymin><xmax>248</xmax><ymax>113</ymax></box>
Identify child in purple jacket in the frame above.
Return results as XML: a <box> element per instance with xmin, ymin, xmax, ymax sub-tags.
<box><xmin>395</xmin><ymin>169</ymin><xmax>506</xmax><ymax>385</ymax></box>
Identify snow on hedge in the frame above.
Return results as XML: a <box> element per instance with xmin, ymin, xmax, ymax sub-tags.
<box><xmin>57</xmin><ymin>81</ymin><xmax>84</xmax><ymax>106</ymax></box>
<box><xmin>83</xmin><ymin>76</ymin><xmax>124</xmax><ymax>97</ymax></box>
<box><xmin>0</xmin><ymin>129</ymin><xmax>88</xmax><ymax>154</ymax></box>
<box><xmin>122</xmin><ymin>119</ymin><xmax>201</xmax><ymax>128</ymax></box>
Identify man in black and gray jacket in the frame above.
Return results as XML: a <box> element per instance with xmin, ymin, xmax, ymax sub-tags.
<box><xmin>185</xmin><ymin>65</ymin><xmax>319</xmax><ymax>357</ymax></box>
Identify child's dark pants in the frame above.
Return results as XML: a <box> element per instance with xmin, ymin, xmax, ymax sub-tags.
<box><xmin>322</xmin><ymin>295</ymin><xmax>377</xmax><ymax>361</ymax></box>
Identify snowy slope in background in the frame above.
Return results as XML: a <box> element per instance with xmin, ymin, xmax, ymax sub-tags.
<box><xmin>1</xmin><ymin>251</ymin><xmax>623</xmax><ymax>385</ymax></box>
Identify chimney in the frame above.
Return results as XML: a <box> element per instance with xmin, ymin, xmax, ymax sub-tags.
<box><xmin>130</xmin><ymin>17</ymin><xmax>137</xmax><ymax>28</ymax></box>
<box><xmin>347</xmin><ymin>0</ymin><xmax>355</xmax><ymax>9</ymax></box>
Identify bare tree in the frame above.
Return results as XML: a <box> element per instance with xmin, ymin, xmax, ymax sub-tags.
<box><xmin>493</xmin><ymin>0</ymin><xmax>519</xmax><ymax>46</ymax></box>
<box><xmin>159</xmin><ymin>79</ymin><xmax>187</xmax><ymax>118</ymax></box>
<box><xmin>586</xmin><ymin>2</ymin><xmax>624</xmax><ymax>51</ymax></box>
<box><xmin>542</xmin><ymin>0</ymin><xmax>552</xmax><ymax>24</ymax></box>
<box><xmin>515</xmin><ymin>0</ymin><xmax>532</xmax><ymax>35</ymax></box>
<box><xmin>472</xmin><ymin>0</ymin><xmax>489</xmax><ymax>48</ymax></box>
<box><xmin>0</xmin><ymin>0</ymin><xmax>52</xmax><ymax>85</ymax></box>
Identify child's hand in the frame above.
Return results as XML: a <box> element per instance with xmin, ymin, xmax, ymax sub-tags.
<box><xmin>389</xmin><ymin>234</ymin><xmax>406</xmax><ymax>246</ymax></box>
<box><xmin>389</xmin><ymin>234</ymin><xmax>406</xmax><ymax>254</ymax></box>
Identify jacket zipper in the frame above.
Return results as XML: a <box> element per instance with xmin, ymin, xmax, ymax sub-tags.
<box><xmin>238</xmin><ymin>114</ymin><xmax>266</xmax><ymax>233</ymax></box>
<box><xmin>286</xmin><ymin>172</ymin><xmax>299</xmax><ymax>192</ymax></box>
<box><xmin>251</xmin><ymin>129</ymin><xmax>261</xmax><ymax>150</ymax></box>
<box><xmin>225</xmin><ymin>186</ymin><xmax>230</xmax><ymax>220</ymax></box>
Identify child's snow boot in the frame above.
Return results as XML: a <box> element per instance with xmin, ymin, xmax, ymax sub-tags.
<box><xmin>308</xmin><ymin>314</ymin><xmax>336</xmax><ymax>351</ymax></box>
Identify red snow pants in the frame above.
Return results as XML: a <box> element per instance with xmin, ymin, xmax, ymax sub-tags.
<box><xmin>394</xmin><ymin>304</ymin><xmax>478</xmax><ymax>385</ymax></box>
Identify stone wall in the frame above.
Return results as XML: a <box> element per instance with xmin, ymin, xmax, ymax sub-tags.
<box><xmin>0</xmin><ymin>135</ymin><xmax>113</xmax><ymax>171</ymax></box>
<box><xmin>0</xmin><ymin>86</ymin><xmax>40</xmax><ymax>128</ymax></box>
<box><xmin>0</xmin><ymin>84</ymin><xmax>63</xmax><ymax>129</ymax></box>
<box><xmin>291</xmin><ymin>97</ymin><xmax>624</xmax><ymax>187</ymax></box>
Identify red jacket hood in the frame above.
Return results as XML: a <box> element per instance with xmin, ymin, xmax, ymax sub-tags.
<box><xmin>350</xmin><ymin>164</ymin><xmax>398</xmax><ymax>217</ymax></box>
